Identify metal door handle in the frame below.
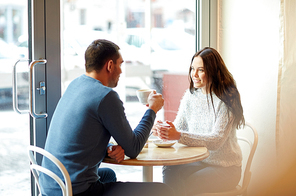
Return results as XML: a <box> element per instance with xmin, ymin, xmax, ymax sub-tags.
<box><xmin>29</xmin><ymin>59</ymin><xmax>48</xmax><ymax>118</ymax></box>
<box><xmin>12</xmin><ymin>59</ymin><xmax>29</xmax><ymax>114</ymax></box>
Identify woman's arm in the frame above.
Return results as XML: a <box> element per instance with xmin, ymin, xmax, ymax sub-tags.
<box><xmin>179</xmin><ymin>102</ymin><xmax>234</xmax><ymax>150</ymax></box>
<box><xmin>173</xmin><ymin>90</ymin><xmax>190</xmax><ymax>132</ymax></box>
<box><xmin>156</xmin><ymin>90</ymin><xmax>190</xmax><ymax>140</ymax></box>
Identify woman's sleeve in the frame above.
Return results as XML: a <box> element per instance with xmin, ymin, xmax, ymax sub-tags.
<box><xmin>174</xmin><ymin>90</ymin><xmax>189</xmax><ymax>132</ymax></box>
<box><xmin>178</xmin><ymin>102</ymin><xmax>234</xmax><ymax>150</ymax></box>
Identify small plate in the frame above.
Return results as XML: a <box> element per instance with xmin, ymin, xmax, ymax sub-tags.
<box><xmin>153</xmin><ymin>140</ymin><xmax>176</xmax><ymax>148</ymax></box>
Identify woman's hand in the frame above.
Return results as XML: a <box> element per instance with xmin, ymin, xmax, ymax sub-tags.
<box><xmin>157</xmin><ymin>121</ymin><xmax>181</xmax><ymax>140</ymax></box>
<box><xmin>107</xmin><ymin>145</ymin><xmax>125</xmax><ymax>163</ymax></box>
<box><xmin>152</xmin><ymin>120</ymin><xmax>163</xmax><ymax>137</ymax></box>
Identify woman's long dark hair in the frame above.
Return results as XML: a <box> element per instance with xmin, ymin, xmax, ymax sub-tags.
<box><xmin>189</xmin><ymin>47</ymin><xmax>245</xmax><ymax>129</ymax></box>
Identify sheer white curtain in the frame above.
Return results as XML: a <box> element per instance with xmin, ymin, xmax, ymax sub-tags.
<box><xmin>217</xmin><ymin>0</ymin><xmax>296</xmax><ymax>195</ymax></box>
<box><xmin>276</xmin><ymin>0</ymin><xmax>296</xmax><ymax>177</ymax></box>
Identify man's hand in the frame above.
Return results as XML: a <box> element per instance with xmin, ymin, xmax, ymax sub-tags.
<box><xmin>107</xmin><ymin>145</ymin><xmax>125</xmax><ymax>163</ymax></box>
<box><xmin>147</xmin><ymin>90</ymin><xmax>164</xmax><ymax>114</ymax></box>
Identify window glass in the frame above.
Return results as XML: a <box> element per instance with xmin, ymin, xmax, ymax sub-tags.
<box><xmin>0</xmin><ymin>2</ymin><xmax>30</xmax><ymax>195</ymax></box>
<box><xmin>61</xmin><ymin>0</ymin><xmax>195</xmax><ymax>120</ymax></box>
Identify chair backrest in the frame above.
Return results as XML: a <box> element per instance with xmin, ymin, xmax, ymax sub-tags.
<box><xmin>28</xmin><ymin>145</ymin><xmax>73</xmax><ymax>196</ymax></box>
<box><xmin>194</xmin><ymin>122</ymin><xmax>258</xmax><ymax>196</ymax></box>
<box><xmin>236</xmin><ymin>122</ymin><xmax>258</xmax><ymax>194</ymax></box>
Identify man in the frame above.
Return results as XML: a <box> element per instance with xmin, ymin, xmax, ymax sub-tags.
<box><xmin>40</xmin><ymin>39</ymin><xmax>174</xmax><ymax>196</ymax></box>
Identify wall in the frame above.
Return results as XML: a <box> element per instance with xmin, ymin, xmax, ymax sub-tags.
<box><xmin>218</xmin><ymin>0</ymin><xmax>281</xmax><ymax>195</ymax></box>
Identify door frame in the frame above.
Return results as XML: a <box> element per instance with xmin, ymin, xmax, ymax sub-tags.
<box><xmin>30</xmin><ymin>0</ymin><xmax>61</xmax><ymax>195</ymax></box>
<box><xmin>30</xmin><ymin>0</ymin><xmax>61</xmax><ymax>149</ymax></box>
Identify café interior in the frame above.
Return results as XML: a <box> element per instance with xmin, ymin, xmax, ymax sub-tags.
<box><xmin>0</xmin><ymin>0</ymin><xmax>296</xmax><ymax>195</ymax></box>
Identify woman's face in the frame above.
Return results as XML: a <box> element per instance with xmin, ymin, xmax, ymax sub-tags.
<box><xmin>190</xmin><ymin>56</ymin><xmax>208</xmax><ymax>94</ymax></box>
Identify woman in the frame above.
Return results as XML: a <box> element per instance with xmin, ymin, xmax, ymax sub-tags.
<box><xmin>153</xmin><ymin>47</ymin><xmax>245</xmax><ymax>195</ymax></box>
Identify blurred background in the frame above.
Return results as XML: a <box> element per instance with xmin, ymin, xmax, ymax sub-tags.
<box><xmin>1</xmin><ymin>1</ymin><xmax>296</xmax><ymax>196</ymax></box>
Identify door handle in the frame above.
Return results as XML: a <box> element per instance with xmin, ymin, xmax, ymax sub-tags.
<box><xmin>29</xmin><ymin>59</ymin><xmax>48</xmax><ymax>118</ymax></box>
<box><xmin>12</xmin><ymin>59</ymin><xmax>30</xmax><ymax>114</ymax></box>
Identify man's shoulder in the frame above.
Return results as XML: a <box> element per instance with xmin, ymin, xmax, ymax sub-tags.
<box><xmin>71</xmin><ymin>74</ymin><xmax>112</xmax><ymax>92</ymax></box>
<box><xmin>102</xmin><ymin>89</ymin><xmax>121</xmax><ymax>103</ymax></box>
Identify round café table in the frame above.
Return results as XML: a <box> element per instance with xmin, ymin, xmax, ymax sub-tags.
<box><xmin>103</xmin><ymin>141</ymin><xmax>209</xmax><ymax>182</ymax></box>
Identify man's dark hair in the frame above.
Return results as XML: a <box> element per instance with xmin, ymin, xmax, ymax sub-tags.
<box><xmin>84</xmin><ymin>39</ymin><xmax>120</xmax><ymax>72</ymax></box>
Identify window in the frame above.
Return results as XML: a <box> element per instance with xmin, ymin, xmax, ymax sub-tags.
<box><xmin>61</xmin><ymin>0</ymin><xmax>197</xmax><ymax>123</ymax></box>
<box><xmin>80</xmin><ymin>9</ymin><xmax>86</xmax><ymax>25</ymax></box>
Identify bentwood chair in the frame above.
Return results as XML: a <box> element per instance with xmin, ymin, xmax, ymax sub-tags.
<box><xmin>28</xmin><ymin>145</ymin><xmax>73</xmax><ymax>196</ymax></box>
<box><xmin>194</xmin><ymin>122</ymin><xmax>258</xmax><ymax>196</ymax></box>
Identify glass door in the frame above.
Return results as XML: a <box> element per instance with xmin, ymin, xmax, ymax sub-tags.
<box><xmin>0</xmin><ymin>1</ymin><xmax>31</xmax><ymax>195</ymax></box>
<box><xmin>0</xmin><ymin>0</ymin><xmax>60</xmax><ymax>195</ymax></box>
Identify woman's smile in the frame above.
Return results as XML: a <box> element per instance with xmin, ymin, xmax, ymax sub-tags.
<box><xmin>193</xmin><ymin>78</ymin><xmax>201</xmax><ymax>83</ymax></box>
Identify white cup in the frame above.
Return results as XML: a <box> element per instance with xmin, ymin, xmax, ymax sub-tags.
<box><xmin>157</xmin><ymin>122</ymin><xmax>170</xmax><ymax>127</ymax></box>
<box><xmin>136</xmin><ymin>89</ymin><xmax>154</xmax><ymax>105</ymax></box>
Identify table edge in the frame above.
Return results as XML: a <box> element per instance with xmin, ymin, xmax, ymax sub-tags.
<box><xmin>103</xmin><ymin>148</ymin><xmax>210</xmax><ymax>166</ymax></box>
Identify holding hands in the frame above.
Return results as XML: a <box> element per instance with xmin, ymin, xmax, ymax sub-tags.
<box><xmin>152</xmin><ymin>120</ymin><xmax>181</xmax><ymax>140</ymax></box>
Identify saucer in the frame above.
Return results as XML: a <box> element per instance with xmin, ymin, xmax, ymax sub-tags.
<box><xmin>153</xmin><ymin>140</ymin><xmax>176</xmax><ymax>148</ymax></box>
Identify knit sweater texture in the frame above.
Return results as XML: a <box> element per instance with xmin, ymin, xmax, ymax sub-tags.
<box><xmin>176</xmin><ymin>89</ymin><xmax>242</xmax><ymax>167</ymax></box>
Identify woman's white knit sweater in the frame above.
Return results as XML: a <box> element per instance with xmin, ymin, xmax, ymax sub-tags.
<box><xmin>175</xmin><ymin>89</ymin><xmax>242</xmax><ymax>167</ymax></box>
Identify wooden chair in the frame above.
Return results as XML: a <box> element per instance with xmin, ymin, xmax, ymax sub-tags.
<box><xmin>194</xmin><ymin>122</ymin><xmax>258</xmax><ymax>196</ymax></box>
<box><xmin>28</xmin><ymin>145</ymin><xmax>72</xmax><ymax>196</ymax></box>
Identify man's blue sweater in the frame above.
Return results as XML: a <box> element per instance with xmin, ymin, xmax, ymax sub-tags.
<box><xmin>40</xmin><ymin>74</ymin><xmax>155</xmax><ymax>195</ymax></box>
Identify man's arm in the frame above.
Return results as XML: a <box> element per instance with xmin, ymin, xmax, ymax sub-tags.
<box><xmin>98</xmin><ymin>91</ymin><xmax>156</xmax><ymax>158</ymax></box>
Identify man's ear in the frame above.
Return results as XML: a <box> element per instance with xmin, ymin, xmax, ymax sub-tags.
<box><xmin>106</xmin><ymin>60</ymin><xmax>113</xmax><ymax>73</ymax></box>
